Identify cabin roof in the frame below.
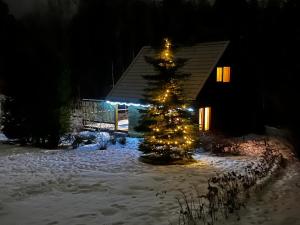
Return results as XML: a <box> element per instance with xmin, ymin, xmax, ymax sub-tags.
<box><xmin>106</xmin><ymin>41</ymin><xmax>229</xmax><ymax>104</ymax></box>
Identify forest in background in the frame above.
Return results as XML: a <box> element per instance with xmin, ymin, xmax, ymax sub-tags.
<box><xmin>0</xmin><ymin>0</ymin><xmax>299</xmax><ymax>150</ymax></box>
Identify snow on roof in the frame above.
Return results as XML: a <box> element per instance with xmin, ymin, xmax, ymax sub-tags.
<box><xmin>106</xmin><ymin>41</ymin><xmax>230</xmax><ymax>104</ymax></box>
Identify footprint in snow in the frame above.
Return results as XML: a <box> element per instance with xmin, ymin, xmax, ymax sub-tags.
<box><xmin>111</xmin><ymin>203</ymin><xmax>127</xmax><ymax>210</ymax></box>
<box><xmin>99</xmin><ymin>208</ymin><xmax>118</xmax><ymax>216</ymax></box>
<box><xmin>152</xmin><ymin>176</ymin><xmax>166</xmax><ymax>181</ymax></box>
<box><xmin>129</xmin><ymin>185</ymin><xmax>147</xmax><ymax>191</ymax></box>
<box><xmin>74</xmin><ymin>213</ymin><xmax>97</xmax><ymax>218</ymax></box>
<box><xmin>112</xmin><ymin>222</ymin><xmax>124</xmax><ymax>225</ymax></box>
<box><xmin>46</xmin><ymin>221</ymin><xmax>59</xmax><ymax>225</ymax></box>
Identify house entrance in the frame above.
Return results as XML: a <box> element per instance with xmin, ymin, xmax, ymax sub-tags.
<box><xmin>199</xmin><ymin>107</ymin><xmax>211</xmax><ymax>131</ymax></box>
<box><xmin>115</xmin><ymin>104</ymin><xmax>129</xmax><ymax>131</ymax></box>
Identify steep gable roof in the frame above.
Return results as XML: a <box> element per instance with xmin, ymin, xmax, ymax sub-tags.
<box><xmin>106</xmin><ymin>41</ymin><xmax>229</xmax><ymax>104</ymax></box>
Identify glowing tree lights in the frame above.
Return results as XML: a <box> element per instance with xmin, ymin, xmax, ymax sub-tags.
<box><xmin>138</xmin><ymin>39</ymin><xmax>198</xmax><ymax>161</ymax></box>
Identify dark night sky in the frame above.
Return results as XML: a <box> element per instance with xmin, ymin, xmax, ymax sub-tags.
<box><xmin>3</xmin><ymin>0</ymin><xmax>46</xmax><ymax>17</ymax></box>
<box><xmin>3</xmin><ymin>0</ymin><xmax>217</xmax><ymax>18</ymax></box>
<box><xmin>3</xmin><ymin>0</ymin><xmax>79</xmax><ymax>18</ymax></box>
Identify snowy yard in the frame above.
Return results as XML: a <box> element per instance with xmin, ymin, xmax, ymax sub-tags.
<box><xmin>0</xmin><ymin>137</ymin><xmax>299</xmax><ymax>225</ymax></box>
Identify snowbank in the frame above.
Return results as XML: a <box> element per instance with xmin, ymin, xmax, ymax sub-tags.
<box><xmin>0</xmin><ymin>132</ymin><xmax>8</xmax><ymax>141</ymax></box>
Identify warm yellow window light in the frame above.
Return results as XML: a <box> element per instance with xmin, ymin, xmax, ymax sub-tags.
<box><xmin>216</xmin><ymin>66</ymin><xmax>231</xmax><ymax>83</ymax></box>
<box><xmin>223</xmin><ymin>67</ymin><xmax>231</xmax><ymax>82</ymax></box>
<box><xmin>204</xmin><ymin>107</ymin><xmax>211</xmax><ymax>131</ymax></box>
<box><xmin>199</xmin><ymin>107</ymin><xmax>211</xmax><ymax>131</ymax></box>
<box><xmin>199</xmin><ymin>108</ymin><xmax>204</xmax><ymax>130</ymax></box>
<box><xmin>217</xmin><ymin>67</ymin><xmax>223</xmax><ymax>82</ymax></box>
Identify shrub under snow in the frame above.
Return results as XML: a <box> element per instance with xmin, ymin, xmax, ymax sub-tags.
<box><xmin>59</xmin><ymin>131</ymin><xmax>111</xmax><ymax>150</ymax></box>
<box><xmin>176</xmin><ymin>137</ymin><xmax>284</xmax><ymax>225</ymax></box>
<box><xmin>75</xmin><ymin>131</ymin><xmax>110</xmax><ymax>150</ymax></box>
<box><xmin>0</xmin><ymin>132</ymin><xmax>9</xmax><ymax>142</ymax></box>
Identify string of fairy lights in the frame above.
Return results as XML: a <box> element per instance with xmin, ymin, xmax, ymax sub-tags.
<box><xmin>145</xmin><ymin>38</ymin><xmax>195</xmax><ymax>152</ymax></box>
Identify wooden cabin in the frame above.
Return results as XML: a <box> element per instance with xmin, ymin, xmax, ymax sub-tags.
<box><xmin>104</xmin><ymin>41</ymin><xmax>262</xmax><ymax>136</ymax></box>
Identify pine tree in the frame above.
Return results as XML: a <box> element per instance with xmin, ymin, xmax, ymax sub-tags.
<box><xmin>138</xmin><ymin>38</ymin><xmax>198</xmax><ymax>161</ymax></box>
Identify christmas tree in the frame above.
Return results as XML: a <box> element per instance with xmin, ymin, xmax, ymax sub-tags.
<box><xmin>138</xmin><ymin>38</ymin><xmax>198</xmax><ymax>162</ymax></box>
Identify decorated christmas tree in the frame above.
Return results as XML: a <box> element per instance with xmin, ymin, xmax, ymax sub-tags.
<box><xmin>138</xmin><ymin>38</ymin><xmax>198</xmax><ymax>162</ymax></box>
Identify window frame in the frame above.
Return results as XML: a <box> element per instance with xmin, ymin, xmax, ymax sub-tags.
<box><xmin>199</xmin><ymin>106</ymin><xmax>211</xmax><ymax>131</ymax></box>
<box><xmin>216</xmin><ymin>66</ymin><xmax>231</xmax><ymax>83</ymax></box>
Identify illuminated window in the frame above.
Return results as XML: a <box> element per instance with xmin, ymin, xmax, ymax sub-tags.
<box><xmin>216</xmin><ymin>66</ymin><xmax>231</xmax><ymax>83</ymax></box>
<box><xmin>217</xmin><ymin>67</ymin><xmax>223</xmax><ymax>82</ymax></box>
<box><xmin>199</xmin><ymin>107</ymin><xmax>211</xmax><ymax>131</ymax></box>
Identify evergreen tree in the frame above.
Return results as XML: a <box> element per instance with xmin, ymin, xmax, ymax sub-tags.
<box><xmin>138</xmin><ymin>39</ymin><xmax>198</xmax><ymax>161</ymax></box>
<box><xmin>0</xmin><ymin>2</ymin><xmax>72</xmax><ymax>148</ymax></box>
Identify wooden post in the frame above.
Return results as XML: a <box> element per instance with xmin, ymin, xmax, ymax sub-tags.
<box><xmin>114</xmin><ymin>104</ymin><xmax>118</xmax><ymax>131</ymax></box>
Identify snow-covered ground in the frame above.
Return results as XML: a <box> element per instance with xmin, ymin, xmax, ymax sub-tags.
<box><xmin>0</xmin><ymin>136</ymin><xmax>299</xmax><ymax>225</ymax></box>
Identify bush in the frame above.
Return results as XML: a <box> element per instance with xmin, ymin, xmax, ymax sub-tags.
<box><xmin>199</xmin><ymin>134</ymin><xmax>240</xmax><ymax>156</ymax></box>
<box><xmin>175</xmin><ymin>144</ymin><xmax>283</xmax><ymax>225</ymax></box>
<box><xmin>72</xmin><ymin>131</ymin><xmax>110</xmax><ymax>150</ymax></box>
<box><xmin>110</xmin><ymin>135</ymin><xmax>117</xmax><ymax>145</ymax></box>
<box><xmin>118</xmin><ymin>136</ymin><xmax>126</xmax><ymax>145</ymax></box>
